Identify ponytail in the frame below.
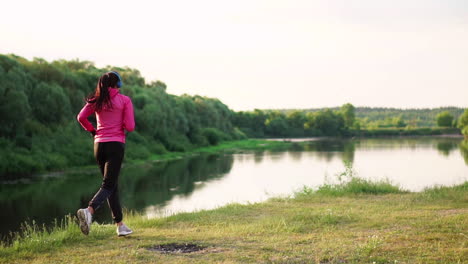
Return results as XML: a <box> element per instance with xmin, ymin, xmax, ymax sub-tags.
<box><xmin>86</xmin><ymin>72</ymin><xmax>120</xmax><ymax>112</ymax></box>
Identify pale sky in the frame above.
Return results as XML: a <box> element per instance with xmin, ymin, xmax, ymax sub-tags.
<box><xmin>1</xmin><ymin>0</ymin><xmax>467</xmax><ymax>110</ymax></box>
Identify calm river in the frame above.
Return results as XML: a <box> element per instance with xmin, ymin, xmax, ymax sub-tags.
<box><xmin>1</xmin><ymin>137</ymin><xmax>467</xmax><ymax>241</ymax></box>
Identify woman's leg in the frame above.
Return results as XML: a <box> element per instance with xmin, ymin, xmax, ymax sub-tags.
<box><xmin>89</xmin><ymin>142</ymin><xmax>125</xmax><ymax>219</ymax></box>
<box><xmin>107</xmin><ymin>184</ymin><xmax>123</xmax><ymax>224</ymax></box>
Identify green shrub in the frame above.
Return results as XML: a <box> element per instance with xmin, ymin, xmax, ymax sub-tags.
<box><xmin>0</xmin><ymin>151</ymin><xmax>44</xmax><ymax>178</ymax></box>
<box><xmin>127</xmin><ymin>131</ymin><xmax>149</xmax><ymax>145</ymax></box>
<box><xmin>231</xmin><ymin>127</ymin><xmax>247</xmax><ymax>140</ymax></box>
<box><xmin>148</xmin><ymin>141</ymin><xmax>167</xmax><ymax>155</ymax></box>
<box><xmin>126</xmin><ymin>144</ymin><xmax>151</xmax><ymax>161</ymax></box>
<box><xmin>202</xmin><ymin>128</ymin><xmax>228</xmax><ymax>145</ymax></box>
<box><xmin>164</xmin><ymin>134</ymin><xmax>192</xmax><ymax>152</ymax></box>
<box><xmin>187</xmin><ymin>129</ymin><xmax>209</xmax><ymax>146</ymax></box>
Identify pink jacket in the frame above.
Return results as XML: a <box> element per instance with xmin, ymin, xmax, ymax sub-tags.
<box><xmin>77</xmin><ymin>88</ymin><xmax>135</xmax><ymax>143</ymax></box>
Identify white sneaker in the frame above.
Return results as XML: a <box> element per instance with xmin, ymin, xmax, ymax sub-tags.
<box><xmin>117</xmin><ymin>224</ymin><xmax>133</xmax><ymax>236</ymax></box>
<box><xmin>77</xmin><ymin>208</ymin><xmax>92</xmax><ymax>235</ymax></box>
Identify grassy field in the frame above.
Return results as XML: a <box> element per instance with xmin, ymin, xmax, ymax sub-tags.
<box><xmin>1</xmin><ymin>177</ymin><xmax>466</xmax><ymax>264</ymax></box>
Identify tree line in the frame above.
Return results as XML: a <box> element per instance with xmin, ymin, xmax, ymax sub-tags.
<box><xmin>233</xmin><ymin>104</ymin><xmax>357</xmax><ymax>138</ymax></box>
<box><xmin>1</xmin><ymin>54</ymin><xmax>467</xmax><ymax>178</ymax></box>
<box><xmin>269</xmin><ymin>107</ymin><xmax>464</xmax><ymax>128</ymax></box>
<box><xmin>233</xmin><ymin>105</ymin><xmax>468</xmax><ymax>138</ymax></box>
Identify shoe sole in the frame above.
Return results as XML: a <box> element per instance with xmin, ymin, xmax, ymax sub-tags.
<box><xmin>77</xmin><ymin>209</ymin><xmax>90</xmax><ymax>235</ymax></box>
<box><xmin>118</xmin><ymin>230</ymin><xmax>133</xmax><ymax>237</ymax></box>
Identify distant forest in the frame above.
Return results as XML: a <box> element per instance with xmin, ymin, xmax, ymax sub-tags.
<box><xmin>0</xmin><ymin>54</ymin><xmax>466</xmax><ymax>178</ymax></box>
<box><xmin>298</xmin><ymin>107</ymin><xmax>465</xmax><ymax>128</ymax></box>
<box><xmin>234</xmin><ymin>105</ymin><xmax>463</xmax><ymax>138</ymax></box>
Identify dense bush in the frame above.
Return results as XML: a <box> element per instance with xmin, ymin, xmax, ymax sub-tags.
<box><xmin>201</xmin><ymin>128</ymin><xmax>230</xmax><ymax>146</ymax></box>
<box><xmin>436</xmin><ymin>111</ymin><xmax>454</xmax><ymax>127</ymax></box>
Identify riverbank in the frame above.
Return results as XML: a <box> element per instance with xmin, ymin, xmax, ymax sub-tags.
<box><xmin>147</xmin><ymin>139</ymin><xmax>294</xmax><ymax>162</ymax></box>
<box><xmin>25</xmin><ymin>139</ymin><xmax>291</xmax><ymax>179</ymax></box>
<box><xmin>1</xmin><ymin>179</ymin><xmax>466</xmax><ymax>264</ymax></box>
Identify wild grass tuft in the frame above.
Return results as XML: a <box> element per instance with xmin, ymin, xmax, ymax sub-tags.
<box><xmin>0</xmin><ymin>215</ymin><xmax>113</xmax><ymax>259</ymax></box>
<box><xmin>315</xmin><ymin>177</ymin><xmax>404</xmax><ymax>196</ymax></box>
<box><xmin>296</xmin><ymin>163</ymin><xmax>405</xmax><ymax>198</ymax></box>
<box><xmin>415</xmin><ymin>181</ymin><xmax>468</xmax><ymax>202</ymax></box>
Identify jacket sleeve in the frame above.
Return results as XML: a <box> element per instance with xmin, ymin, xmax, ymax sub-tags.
<box><xmin>123</xmin><ymin>97</ymin><xmax>135</xmax><ymax>132</ymax></box>
<box><xmin>77</xmin><ymin>103</ymin><xmax>96</xmax><ymax>132</ymax></box>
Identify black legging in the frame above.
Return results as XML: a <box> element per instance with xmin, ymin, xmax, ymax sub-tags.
<box><xmin>89</xmin><ymin>141</ymin><xmax>125</xmax><ymax>223</ymax></box>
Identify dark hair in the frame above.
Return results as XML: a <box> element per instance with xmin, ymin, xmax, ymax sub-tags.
<box><xmin>86</xmin><ymin>72</ymin><xmax>120</xmax><ymax>112</ymax></box>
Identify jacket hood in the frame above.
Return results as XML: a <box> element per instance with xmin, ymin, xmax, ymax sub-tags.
<box><xmin>109</xmin><ymin>87</ymin><xmax>120</xmax><ymax>98</ymax></box>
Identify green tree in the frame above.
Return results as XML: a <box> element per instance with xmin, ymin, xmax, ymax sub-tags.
<box><xmin>265</xmin><ymin>111</ymin><xmax>289</xmax><ymax>137</ymax></box>
<box><xmin>29</xmin><ymin>82</ymin><xmax>71</xmax><ymax>124</ymax></box>
<box><xmin>305</xmin><ymin>109</ymin><xmax>345</xmax><ymax>136</ymax></box>
<box><xmin>457</xmin><ymin>109</ymin><xmax>468</xmax><ymax>136</ymax></box>
<box><xmin>286</xmin><ymin>111</ymin><xmax>307</xmax><ymax>137</ymax></box>
<box><xmin>233</xmin><ymin>109</ymin><xmax>267</xmax><ymax>137</ymax></box>
<box><xmin>0</xmin><ymin>64</ymin><xmax>32</xmax><ymax>138</ymax></box>
<box><xmin>436</xmin><ymin>111</ymin><xmax>454</xmax><ymax>127</ymax></box>
<box><xmin>0</xmin><ymin>87</ymin><xmax>30</xmax><ymax>138</ymax></box>
<box><xmin>340</xmin><ymin>103</ymin><xmax>356</xmax><ymax>129</ymax></box>
<box><xmin>394</xmin><ymin>116</ymin><xmax>406</xmax><ymax>128</ymax></box>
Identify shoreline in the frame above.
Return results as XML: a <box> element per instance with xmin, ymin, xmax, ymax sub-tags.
<box><xmin>265</xmin><ymin>134</ymin><xmax>465</xmax><ymax>142</ymax></box>
<box><xmin>23</xmin><ymin>139</ymin><xmax>291</xmax><ymax>180</ymax></box>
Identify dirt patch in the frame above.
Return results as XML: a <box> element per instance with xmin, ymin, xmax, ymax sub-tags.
<box><xmin>438</xmin><ymin>208</ymin><xmax>468</xmax><ymax>216</ymax></box>
<box><xmin>147</xmin><ymin>243</ymin><xmax>206</xmax><ymax>254</ymax></box>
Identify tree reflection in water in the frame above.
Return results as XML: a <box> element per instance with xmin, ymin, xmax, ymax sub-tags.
<box><xmin>460</xmin><ymin>140</ymin><xmax>468</xmax><ymax>165</ymax></box>
<box><xmin>436</xmin><ymin>141</ymin><xmax>459</xmax><ymax>156</ymax></box>
<box><xmin>119</xmin><ymin>154</ymin><xmax>234</xmax><ymax>212</ymax></box>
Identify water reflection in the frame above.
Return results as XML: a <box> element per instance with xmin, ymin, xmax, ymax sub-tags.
<box><xmin>119</xmin><ymin>154</ymin><xmax>233</xmax><ymax>211</ymax></box>
<box><xmin>436</xmin><ymin>141</ymin><xmax>459</xmax><ymax>156</ymax></box>
<box><xmin>294</xmin><ymin>140</ymin><xmax>355</xmax><ymax>164</ymax></box>
<box><xmin>460</xmin><ymin>140</ymin><xmax>468</xmax><ymax>165</ymax></box>
<box><xmin>254</xmin><ymin>151</ymin><xmax>264</xmax><ymax>163</ymax></box>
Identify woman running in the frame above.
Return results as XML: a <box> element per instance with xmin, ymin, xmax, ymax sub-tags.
<box><xmin>76</xmin><ymin>71</ymin><xmax>135</xmax><ymax>236</ymax></box>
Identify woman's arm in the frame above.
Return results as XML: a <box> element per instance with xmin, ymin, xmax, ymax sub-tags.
<box><xmin>77</xmin><ymin>103</ymin><xmax>96</xmax><ymax>132</ymax></box>
<box><xmin>123</xmin><ymin>97</ymin><xmax>135</xmax><ymax>132</ymax></box>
